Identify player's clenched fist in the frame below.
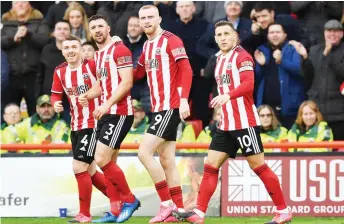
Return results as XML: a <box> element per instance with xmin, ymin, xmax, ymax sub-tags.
<box><xmin>78</xmin><ymin>93</ymin><xmax>89</xmax><ymax>107</ymax></box>
<box><xmin>53</xmin><ymin>101</ymin><xmax>64</xmax><ymax>113</ymax></box>
<box><xmin>179</xmin><ymin>98</ymin><xmax>190</xmax><ymax>121</ymax></box>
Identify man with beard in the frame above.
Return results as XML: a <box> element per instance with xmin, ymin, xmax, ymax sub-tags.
<box><xmin>78</xmin><ymin>15</ymin><xmax>140</xmax><ymax>223</ymax></box>
<box><xmin>8</xmin><ymin>94</ymin><xmax>69</xmax><ymax>153</ymax></box>
<box><xmin>134</xmin><ymin>4</ymin><xmax>193</xmax><ymax>223</ymax></box>
<box><xmin>254</xmin><ymin>23</ymin><xmax>304</xmax><ymax>129</ymax></box>
<box><xmin>172</xmin><ymin>21</ymin><xmax>292</xmax><ymax>224</ymax></box>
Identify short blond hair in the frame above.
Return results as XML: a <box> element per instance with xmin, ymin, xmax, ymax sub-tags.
<box><xmin>139</xmin><ymin>4</ymin><xmax>160</xmax><ymax>15</ymax></box>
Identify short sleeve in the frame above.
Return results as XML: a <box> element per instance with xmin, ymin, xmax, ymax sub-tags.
<box><xmin>114</xmin><ymin>43</ymin><xmax>133</xmax><ymax>69</ymax></box>
<box><xmin>168</xmin><ymin>36</ymin><xmax>188</xmax><ymax>61</ymax></box>
<box><xmin>51</xmin><ymin>69</ymin><xmax>64</xmax><ymax>93</ymax></box>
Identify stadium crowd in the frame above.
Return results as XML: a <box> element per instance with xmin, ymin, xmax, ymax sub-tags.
<box><xmin>1</xmin><ymin>1</ymin><xmax>344</xmax><ymax>153</ymax></box>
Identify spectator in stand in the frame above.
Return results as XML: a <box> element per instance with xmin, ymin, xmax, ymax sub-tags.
<box><xmin>97</xmin><ymin>1</ymin><xmax>142</xmax><ymax>39</ymax></box>
<box><xmin>288</xmin><ymin>101</ymin><xmax>333</xmax><ymax>152</ymax></box>
<box><xmin>45</xmin><ymin>1</ymin><xmax>95</xmax><ymax>30</ymax></box>
<box><xmin>1</xmin><ymin>50</ymin><xmax>10</xmax><ymax>124</ymax></box>
<box><xmin>290</xmin><ymin>2</ymin><xmax>342</xmax><ymax>48</ymax></box>
<box><xmin>291</xmin><ymin>20</ymin><xmax>344</xmax><ymax>146</ymax></box>
<box><xmin>63</xmin><ymin>2</ymin><xmax>91</xmax><ymax>44</ymax></box>
<box><xmin>194</xmin><ymin>1</ymin><xmax>226</xmax><ymax>23</ymax></box>
<box><xmin>0</xmin><ymin>103</ymin><xmax>23</xmax><ymax>152</ymax></box>
<box><xmin>242</xmin><ymin>2</ymin><xmax>302</xmax><ymax>54</ymax></box>
<box><xmin>258</xmin><ymin>105</ymin><xmax>288</xmax><ymax>153</ymax></box>
<box><xmin>1</xmin><ymin>1</ymin><xmax>50</xmax><ymax>116</ymax></box>
<box><xmin>254</xmin><ymin>23</ymin><xmax>304</xmax><ymax>129</ymax></box>
<box><xmin>81</xmin><ymin>41</ymin><xmax>96</xmax><ymax>60</ymax></box>
<box><xmin>169</xmin><ymin>1</ymin><xmax>210</xmax><ymax>128</ymax></box>
<box><xmin>123</xmin><ymin>16</ymin><xmax>151</xmax><ymax>116</ymax></box>
<box><xmin>197</xmin><ymin>1</ymin><xmax>251</xmax><ymax>59</ymax></box>
<box><xmin>8</xmin><ymin>95</ymin><xmax>70</xmax><ymax>154</ymax></box>
<box><xmin>241</xmin><ymin>2</ymin><xmax>291</xmax><ymax>19</ymax></box>
<box><xmin>38</xmin><ymin>20</ymin><xmax>71</xmax><ymax>124</ymax></box>
<box><xmin>196</xmin><ymin>108</ymin><xmax>221</xmax><ymax>145</ymax></box>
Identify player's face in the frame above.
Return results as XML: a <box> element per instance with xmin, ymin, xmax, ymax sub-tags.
<box><xmin>54</xmin><ymin>22</ymin><xmax>71</xmax><ymax>42</ymax></box>
<box><xmin>3</xmin><ymin>105</ymin><xmax>21</xmax><ymax>125</ymax></box>
<box><xmin>127</xmin><ymin>17</ymin><xmax>143</xmax><ymax>39</ymax></box>
<box><xmin>89</xmin><ymin>19</ymin><xmax>111</xmax><ymax>44</ymax></box>
<box><xmin>37</xmin><ymin>104</ymin><xmax>55</xmax><ymax>120</ymax></box>
<box><xmin>225</xmin><ymin>2</ymin><xmax>241</xmax><ymax>18</ymax></box>
<box><xmin>139</xmin><ymin>8</ymin><xmax>161</xmax><ymax>35</ymax></box>
<box><xmin>62</xmin><ymin>40</ymin><xmax>82</xmax><ymax>64</ymax></box>
<box><xmin>267</xmin><ymin>24</ymin><xmax>286</xmax><ymax>47</ymax></box>
<box><xmin>255</xmin><ymin>9</ymin><xmax>274</xmax><ymax>30</ymax></box>
<box><xmin>81</xmin><ymin>44</ymin><xmax>95</xmax><ymax>60</ymax></box>
<box><xmin>69</xmin><ymin>10</ymin><xmax>83</xmax><ymax>29</ymax></box>
<box><xmin>259</xmin><ymin>107</ymin><xmax>272</xmax><ymax>128</ymax></box>
<box><xmin>302</xmin><ymin>105</ymin><xmax>317</xmax><ymax>128</ymax></box>
<box><xmin>215</xmin><ymin>25</ymin><xmax>237</xmax><ymax>52</ymax></box>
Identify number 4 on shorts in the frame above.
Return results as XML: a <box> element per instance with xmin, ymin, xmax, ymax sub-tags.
<box><xmin>79</xmin><ymin>135</ymin><xmax>88</xmax><ymax>151</ymax></box>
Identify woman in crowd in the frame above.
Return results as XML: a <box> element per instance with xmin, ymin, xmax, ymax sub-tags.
<box><xmin>288</xmin><ymin>100</ymin><xmax>333</xmax><ymax>152</ymax></box>
<box><xmin>258</xmin><ymin>105</ymin><xmax>288</xmax><ymax>152</ymax></box>
<box><xmin>63</xmin><ymin>2</ymin><xmax>91</xmax><ymax>43</ymax></box>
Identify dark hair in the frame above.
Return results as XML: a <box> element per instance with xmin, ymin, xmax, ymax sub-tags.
<box><xmin>88</xmin><ymin>14</ymin><xmax>108</xmax><ymax>24</ymax></box>
<box><xmin>55</xmin><ymin>19</ymin><xmax>71</xmax><ymax>29</ymax></box>
<box><xmin>81</xmin><ymin>41</ymin><xmax>98</xmax><ymax>50</ymax></box>
<box><xmin>254</xmin><ymin>2</ymin><xmax>274</xmax><ymax>13</ymax></box>
<box><xmin>267</xmin><ymin>22</ymin><xmax>286</xmax><ymax>33</ymax></box>
<box><xmin>63</xmin><ymin>35</ymin><xmax>81</xmax><ymax>43</ymax></box>
<box><xmin>214</xmin><ymin>20</ymin><xmax>235</xmax><ymax>31</ymax></box>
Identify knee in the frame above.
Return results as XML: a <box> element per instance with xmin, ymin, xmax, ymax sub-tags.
<box><xmin>159</xmin><ymin>155</ymin><xmax>174</xmax><ymax>170</ymax></box>
<box><xmin>73</xmin><ymin>160</ymin><xmax>89</xmax><ymax>174</ymax></box>
<box><xmin>205</xmin><ymin>158</ymin><xmax>220</xmax><ymax>169</ymax></box>
<box><xmin>138</xmin><ymin>148</ymin><xmax>152</xmax><ymax>164</ymax></box>
<box><xmin>87</xmin><ymin>162</ymin><xmax>97</xmax><ymax>176</ymax></box>
<box><xmin>94</xmin><ymin>151</ymin><xmax>107</xmax><ymax>168</ymax></box>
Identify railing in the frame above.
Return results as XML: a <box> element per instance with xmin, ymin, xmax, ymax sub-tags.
<box><xmin>1</xmin><ymin>142</ymin><xmax>344</xmax><ymax>153</ymax></box>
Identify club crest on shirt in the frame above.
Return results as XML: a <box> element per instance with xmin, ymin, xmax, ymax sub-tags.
<box><xmin>82</xmin><ymin>73</ymin><xmax>90</xmax><ymax>80</ymax></box>
<box><xmin>155</xmin><ymin>48</ymin><xmax>161</xmax><ymax>55</ymax></box>
<box><xmin>227</xmin><ymin>63</ymin><xmax>232</xmax><ymax>70</ymax></box>
<box><xmin>105</xmin><ymin>55</ymin><xmax>110</xmax><ymax>62</ymax></box>
<box><xmin>145</xmin><ymin>59</ymin><xmax>159</xmax><ymax>71</ymax></box>
<box><xmin>97</xmin><ymin>67</ymin><xmax>108</xmax><ymax>80</ymax></box>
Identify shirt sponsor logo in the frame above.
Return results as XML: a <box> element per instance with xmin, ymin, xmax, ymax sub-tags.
<box><xmin>97</xmin><ymin>68</ymin><xmax>108</xmax><ymax>80</ymax></box>
<box><xmin>145</xmin><ymin>59</ymin><xmax>159</xmax><ymax>71</ymax></box>
<box><xmin>66</xmin><ymin>84</ymin><xmax>90</xmax><ymax>97</ymax></box>
<box><xmin>216</xmin><ymin>73</ymin><xmax>231</xmax><ymax>86</ymax></box>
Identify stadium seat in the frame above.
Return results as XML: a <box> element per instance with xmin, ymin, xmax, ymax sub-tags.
<box><xmin>188</xmin><ymin>120</ymin><xmax>203</xmax><ymax>138</ymax></box>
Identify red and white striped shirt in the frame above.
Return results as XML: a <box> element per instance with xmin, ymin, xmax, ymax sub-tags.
<box><xmin>94</xmin><ymin>41</ymin><xmax>133</xmax><ymax>115</ymax></box>
<box><xmin>51</xmin><ymin>60</ymin><xmax>99</xmax><ymax>131</ymax></box>
<box><xmin>138</xmin><ymin>31</ymin><xmax>188</xmax><ymax>112</ymax></box>
<box><xmin>215</xmin><ymin>46</ymin><xmax>260</xmax><ymax>131</ymax></box>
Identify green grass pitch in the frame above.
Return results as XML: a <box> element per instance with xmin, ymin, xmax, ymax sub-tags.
<box><xmin>1</xmin><ymin>217</ymin><xmax>344</xmax><ymax>224</ymax></box>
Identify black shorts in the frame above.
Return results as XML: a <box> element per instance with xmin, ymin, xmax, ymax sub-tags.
<box><xmin>146</xmin><ymin>109</ymin><xmax>180</xmax><ymax>141</ymax></box>
<box><xmin>209</xmin><ymin>126</ymin><xmax>264</xmax><ymax>159</ymax></box>
<box><xmin>96</xmin><ymin>114</ymin><xmax>133</xmax><ymax>150</ymax></box>
<box><xmin>71</xmin><ymin>128</ymin><xmax>97</xmax><ymax>164</ymax></box>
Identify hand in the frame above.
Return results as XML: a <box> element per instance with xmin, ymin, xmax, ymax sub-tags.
<box><xmin>254</xmin><ymin>50</ymin><xmax>266</xmax><ymax>66</ymax></box>
<box><xmin>14</xmin><ymin>26</ymin><xmax>27</xmax><ymax>42</ymax></box>
<box><xmin>323</xmin><ymin>42</ymin><xmax>332</xmax><ymax>56</ymax></box>
<box><xmin>53</xmin><ymin>101</ymin><xmax>64</xmax><ymax>113</ymax></box>
<box><xmin>273</xmin><ymin>49</ymin><xmax>282</xmax><ymax>64</ymax></box>
<box><xmin>179</xmin><ymin>98</ymin><xmax>190</xmax><ymax>121</ymax></box>
<box><xmin>211</xmin><ymin>94</ymin><xmax>230</xmax><ymax>108</ymax></box>
<box><xmin>289</xmin><ymin>40</ymin><xmax>308</xmax><ymax>59</ymax></box>
<box><xmin>250</xmin><ymin>9</ymin><xmax>256</xmax><ymax>20</ymax></box>
<box><xmin>93</xmin><ymin>104</ymin><xmax>109</xmax><ymax>120</ymax></box>
<box><xmin>251</xmin><ymin>22</ymin><xmax>261</xmax><ymax>35</ymax></box>
<box><xmin>78</xmin><ymin>93</ymin><xmax>89</xmax><ymax>107</ymax></box>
